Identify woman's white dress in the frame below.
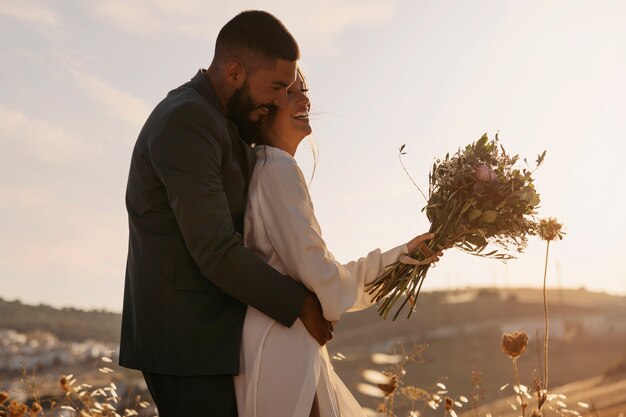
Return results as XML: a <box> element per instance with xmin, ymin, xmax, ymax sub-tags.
<box><xmin>234</xmin><ymin>145</ymin><xmax>407</xmax><ymax>417</ymax></box>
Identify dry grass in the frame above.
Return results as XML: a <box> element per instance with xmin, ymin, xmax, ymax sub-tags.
<box><xmin>0</xmin><ymin>358</ymin><xmax>154</xmax><ymax>417</ymax></box>
<box><xmin>347</xmin><ymin>334</ymin><xmax>625</xmax><ymax>417</ymax></box>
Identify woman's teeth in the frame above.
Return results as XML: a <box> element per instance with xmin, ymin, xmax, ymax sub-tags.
<box><xmin>292</xmin><ymin>111</ymin><xmax>309</xmax><ymax>120</ymax></box>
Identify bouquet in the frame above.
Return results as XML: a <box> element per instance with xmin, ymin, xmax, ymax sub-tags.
<box><xmin>367</xmin><ymin>133</ymin><xmax>544</xmax><ymax>320</ymax></box>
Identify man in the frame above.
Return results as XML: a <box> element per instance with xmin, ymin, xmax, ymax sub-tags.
<box><xmin>119</xmin><ymin>11</ymin><xmax>332</xmax><ymax>416</ymax></box>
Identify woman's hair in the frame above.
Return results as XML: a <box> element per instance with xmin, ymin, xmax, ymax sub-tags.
<box><xmin>254</xmin><ymin>68</ymin><xmax>319</xmax><ymax>184</ymax></box>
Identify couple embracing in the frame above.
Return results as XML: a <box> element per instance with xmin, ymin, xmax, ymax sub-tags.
<box><xmin>119</xmin><ymin>10</ymin><xmax>441</xmax><ymax>417</ymax></box>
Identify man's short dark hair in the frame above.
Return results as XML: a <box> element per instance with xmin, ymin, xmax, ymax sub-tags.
<box><xmin>215</xmin><ymin>10</ymin><xmax>300</xmax><ymax>67</ymax></box>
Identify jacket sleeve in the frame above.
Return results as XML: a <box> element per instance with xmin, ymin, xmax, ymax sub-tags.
<box><xmin>254</xmin><ymin>152</ymin><xmax>407</xmax><ymax>321</ymax></box>
<box><xmin>149</xmin><ymin>106</ymin><xmax>307</xmax><ymax>327</ymax></box>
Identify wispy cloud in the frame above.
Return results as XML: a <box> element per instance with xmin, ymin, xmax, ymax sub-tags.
<box><xmin>0</xmin><ymin>187</ymin><xmax>55</xmax><ymax>209</ymax></box>
<box><xmin>70</xmin><ymin>69</ymin><xmax>151</xmax><ymax>127</ymax></box>
<box><xmin>89</xmin><ymin>0</ymin><xmax>398</xmax><ymax>48</ymax></box>
<box><xmin>92</xmin><ymin>0</ymin><xmax>166</xmax><ymax>36</ymax></box>
<box><xmin>0</xmin><ymin>106</ymin><xmax>105</xmax><ymax>163</ymax></box>
<box><xmin>0</xmin><ymin>194</ymin><xmax>125</xmax><ymax>275</ymax></box>
<box><xmin>0</xmin><ymin>1</ymin><xmax>59</xmax><ymax>26</ymax></box>
<box><xmin>290</xmin><ymin>0</ymin><xmax>397</xmax><ymax>37</ymax></box>
<box><xmin>89</xmin><ymin>0</ymin><xmax>217</xmax><ymax>37</ymax></box>
<box><xmin>282</xmin><ymin>0</ymin><xmax>398</xmax><ymax>54</ymax></box>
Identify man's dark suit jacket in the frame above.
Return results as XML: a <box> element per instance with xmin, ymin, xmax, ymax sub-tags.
<box><xmin>119</xmin><ymin>70</ymin><xmax>307</xmax><ymax>376</ymax></box>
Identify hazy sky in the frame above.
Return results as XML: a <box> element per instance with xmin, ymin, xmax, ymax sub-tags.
<box><xmin>1</xmin><ymin>0</ymin><xmax>625</xmax><ymax>311</ymax></box>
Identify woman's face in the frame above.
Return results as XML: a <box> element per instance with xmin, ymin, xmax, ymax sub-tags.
<box><xmin>262</xmin><ymin>71</ymin><xmax>312</xmax><ymax>145</ymax></box>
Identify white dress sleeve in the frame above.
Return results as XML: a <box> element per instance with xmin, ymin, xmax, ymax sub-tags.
<box><xmin>342</xmin><ymin>244</ymin><xmax>407</xmax><ymax>312</ymax></box>
<box><xmin>253</xmin><ymin>150</ymin><xmax>407</xmax><ymax>321</ymax></box>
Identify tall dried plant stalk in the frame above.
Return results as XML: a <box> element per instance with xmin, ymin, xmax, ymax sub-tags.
<box><xmin>542</xmin><ymin>239</ymin><xmax>550</xmax><ymax>392</ymax></box>
<box><xmin>537</xmin><ymin>217</ymin><xmax>564</xmax><ymax>400</ymax></box>
<box><xmin>502</xmin><ymin>331</ymin><xmax>529</xmax><ymax>417</ymax></box>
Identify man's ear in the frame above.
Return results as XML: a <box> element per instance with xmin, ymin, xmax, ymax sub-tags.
<box><xmin>224</xmin><ymin>61</ymin><xmax>246</xmax><ymax>89</ymax></box>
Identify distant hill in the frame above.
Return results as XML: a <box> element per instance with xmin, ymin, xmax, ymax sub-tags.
<box><xmin>0</xmin><ymin>298</ymin><xmax>121</xmax><ymax>343</ymax></box>
<box><xmin>1</xmin><ymin>287</ymin><xmax>623</xmax><ymax>346</ymax></box>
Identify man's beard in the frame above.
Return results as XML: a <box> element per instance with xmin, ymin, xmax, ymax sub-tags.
<box><xmin>226</xmin><ymin>82</ymin><xmax>270</xmax><ymax>144</ymax></box>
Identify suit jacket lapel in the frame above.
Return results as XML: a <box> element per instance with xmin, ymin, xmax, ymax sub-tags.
<box><xmin>242</xmin><ymin>143</ymin><xmax>256</xmax><ymax>181</ymax></box>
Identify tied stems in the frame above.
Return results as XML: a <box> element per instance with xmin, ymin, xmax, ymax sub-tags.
<box><xmin>366</xmin><ymin>224</ymin><xmax>469</xmax><ymax>320</ymax></box>
<box><xmin>367</xmin><ymin>236</ymin><xmax>443</xmax><ymax>320</ymax></box>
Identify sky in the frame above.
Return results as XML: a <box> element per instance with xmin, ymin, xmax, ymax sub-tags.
<box><xmin>1</xmin><ymin>0</ymin><xmax>625</xmax><ymax>312</ymax></box>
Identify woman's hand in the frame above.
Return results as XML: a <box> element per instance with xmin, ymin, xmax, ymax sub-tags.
<box><xmin>407</xmin><ymin>232</ymin><xmax>444</xmax><ymax>264</ymax></box>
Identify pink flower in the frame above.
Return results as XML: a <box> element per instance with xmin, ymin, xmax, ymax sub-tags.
<box><xmin>474</xmin><ymin>165</ymin><xmax>497</xmax><ymax>181</ymax></box>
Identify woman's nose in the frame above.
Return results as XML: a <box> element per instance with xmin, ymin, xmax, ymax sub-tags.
<box><xmin>296</xmin><ymin>90</ymin><xmax>310</xmax><ymax>106</ymax></box>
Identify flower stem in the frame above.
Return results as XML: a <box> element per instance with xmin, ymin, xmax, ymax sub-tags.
<box><xmin>512</xmin><ymin>357</ymin><xmax>526</xmax><ymax>417</ymax></box>
<box><xmin>542</xmin><ymin>240</ymin><xmax>551</xmax><ymax>392</ymax></box>
<box><xmin>384</xmin><ymin>395</ymin><xmax>389</xmax><ymax>417</ymax></box>
<box><xmin>399</xmin><ymin>147</ymin><xmax>428</xmax><ymax>202</ymax></box>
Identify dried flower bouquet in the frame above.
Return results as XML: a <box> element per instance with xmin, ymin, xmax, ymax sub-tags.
<box><xmin>367</xmin><ymin>133</ymin><xmax>545</xmax><ymax>319</ymax></box>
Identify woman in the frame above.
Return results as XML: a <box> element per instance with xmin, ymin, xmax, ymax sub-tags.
<box><xmin>234</xmin><ymin>70</ymin><xmax>440</xmax><ymax>417</ymax></box>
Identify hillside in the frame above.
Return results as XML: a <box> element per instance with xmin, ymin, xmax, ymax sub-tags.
<box><xmin>1</xmin><ymin>288</ymin><xmax>625</xmax><ymax>416</ymax></box>
<box><xmin>1</xmin><ymin>287</ymin><xmax>623</xmax><ymax>348</ymax></box>
<box><xmin>0</xmin><ymin>298</ymin><xmax>120</xmax><ymax>343</ymax></box>
<box><xmin>326</xmin><ymin>288</ymin><xmax>626</xmax><ymax>413</ymax></box>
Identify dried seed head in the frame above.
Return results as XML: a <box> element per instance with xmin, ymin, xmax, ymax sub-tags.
<box><xmin>531</xmin><ymin>409</ymin><xmax>543</xmax><ymax>417</ymax></box>
<box><xmin>538</xmin><ymin>218</ymin><xmax>564</xmax><ymax>242</ymax></box>
<box><xmin>501</xmin><ymin>331</ymin><xmax>529</xmax><ymax>358</ymax></box>
<box><xmin>59</xmin><ymin>377</ymin><xmax>71</xmax><ymax>393</ymax></box>
<box><xmin>8</xmin><ymin>401</ymin><xmax>29</xmax><ymax>417</ymax></box>
<box><xmin>445</xmin><ymin>397</ymin><xmax>454</xmax><ymax>410</ymax></box>
<box><xmin>0</xmin><ymin>392</ymin><xmax>8</xmax><ymax>405</ymax></box>
<box><xmin>471</xmin><ymin>369</ymin><xmax>482</xmax><ymax>385</ymax></box>
<box><xmin>30</xmin><ymin>402</ymin><xmax>43</xmax><ymax>415</ymax></box>
<box><xmin>401</xmin><ymin>386</ymin><xmax>428</xmax><ymax>401</ymax></box>
<box><xmin>377</xmin><ymin>372</ymin><xmax>398</xmax><ymax>397</ymax></box>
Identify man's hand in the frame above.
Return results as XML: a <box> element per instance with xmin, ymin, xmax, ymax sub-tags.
<box><xmin>299</xmin><ymin>291</ymin><xmax>334</xmax><ymax>346</ymax></box>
